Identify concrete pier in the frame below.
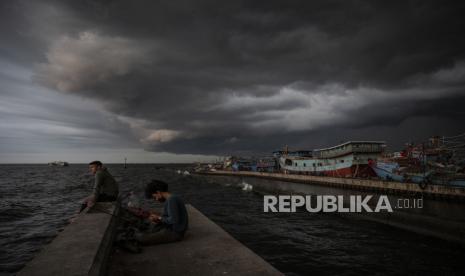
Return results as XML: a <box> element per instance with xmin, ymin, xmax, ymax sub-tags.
<box><xmin>18</xmin><ymin>203</ymin><xmax>119</xmax><ymax>276</ymax></box>
<box><xmin>108</xmin><ymin>205</ymin><xmax>282</xmax><ymax>276</ymax></box>
<box><xmin>18</xmin><ymin>203</ymin><xmax>281</xmax><ymax>276</ymax></box>
<box><xmin>199</xmin><ymin>170</ymin><xmax>465</xmax><ymax>199</ymax></box>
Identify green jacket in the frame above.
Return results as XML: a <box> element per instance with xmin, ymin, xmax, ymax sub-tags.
<box><xmin>93</xmin><ymin>168</ymin><xmax>119</xmax><ymax>200</ymax></box>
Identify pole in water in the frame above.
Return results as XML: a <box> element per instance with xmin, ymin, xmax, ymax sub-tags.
<box><xmin>124</xmin><ymin>157</ymin><xmax>127</xmax><ymax>169</ymax></box>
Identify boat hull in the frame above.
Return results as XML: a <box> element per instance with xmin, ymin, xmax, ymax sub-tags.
<box><xmin>279</xmin><ymin>154</ymin><xmax>379</xmax><ymax>178</ymax></box>
<box><xmin>319</xmin><ymin>164</ymin><xmax>376</xmax><ymax>178</ymax></box>
<box><xmin>369</xmin><ymin>161</ymin><xmax>432</xmax><ymax>184</ymax></box>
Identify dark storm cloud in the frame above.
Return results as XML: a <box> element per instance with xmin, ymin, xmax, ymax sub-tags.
<box><xmin>4</xmin><ymin>0</ymin><xmax>465</xmax><ymax>155</ymax></box>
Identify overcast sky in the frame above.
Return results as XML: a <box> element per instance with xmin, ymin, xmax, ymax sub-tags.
<box><xmin>1</xmin><ymin>0</ymin><xmax>465</xmax><ymax>163</ymax></box>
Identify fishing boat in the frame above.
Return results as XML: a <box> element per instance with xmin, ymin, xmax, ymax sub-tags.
<box><xmin>370</xmin><ymin>134</ymin><xmax>465</xmax><ymax>187</ymax></box>
<box><xmin>369</xmin><ymin>160</ymin><xmax>432</xmax><ymax>184</ymax></box>
<box><xmin>256</xmin><ymin>158</ymin><xmax>277</xmax><ymax>172</ymax></box>
<box><xmin>231</xmin><ymin>158</ymin><xmax>257</xmax><ymax>172</ymax></box>
<box><xmin>48</xmin><ymin>160</ymin><xmax>69</xmax><ymax>166</ymax></box>
<box><xmin>279</xmin><ymin>141</ymin><xmax>385</xmax><ymax>177</ymax></box>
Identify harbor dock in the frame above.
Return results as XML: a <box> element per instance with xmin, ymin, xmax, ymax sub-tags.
<box><xmin>18</xmin><ymin>202</ymin><xmax>281</xmax><ymax>276</ymax></box>
<box><xmin>198</xmin><ymin>170</ymin><xmax>465</xmax><ymax>199</ymax></box>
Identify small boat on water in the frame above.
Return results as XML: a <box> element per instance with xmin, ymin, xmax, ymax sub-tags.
<box><xmin>48</xmin><ymin>161</ymin><xmax>69</xmax><ymax>166</ymax></box>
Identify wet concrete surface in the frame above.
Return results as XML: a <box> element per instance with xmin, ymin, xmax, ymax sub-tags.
<box><xmin>108</xmin><ymin>205</ymin><xmax>283</xmax><ymax>276</ymax></box>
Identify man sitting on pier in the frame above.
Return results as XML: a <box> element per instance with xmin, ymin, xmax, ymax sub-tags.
<box><xmin>80</xmin><ymin>161</ymin><xmax>119</xmax><ymax>212</ymax></box>
<box><xmin>137</xmin><ymin>180</ymin><xmax>188</xmax><ymax>245</ymax></box>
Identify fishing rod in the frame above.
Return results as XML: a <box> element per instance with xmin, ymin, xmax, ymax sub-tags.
<box><xmin>53</xmin><ymin>172</ymin><xmax>126</xmax><ymax>186</ymax></box>
<box><xmin>443</xmin><ymin>132</ymin><xmax>465</xmax><ymax>139</ymax></box>
<box><xmin>89</xmin><ymin>205</ymin><xmax>139</xmax><ymax>223</ymax></box>
<box><xmin>49</xmin><ymin>169</ymin><xmax>87</xmax><ymax>186</ymax></box>
<box><xmin>47</xmin><ymin>167</ymin><xmax>163</xmax><ymax>217</ymax></box>
<box><xmin>81</xmin><ymin>192</ymin><xmax>153</xmax><ymax>223</ymax></box>
<box><xmin>92</xmin><ymin>204</ymin><xmax>158</xmax><ymax>225</ymax></box>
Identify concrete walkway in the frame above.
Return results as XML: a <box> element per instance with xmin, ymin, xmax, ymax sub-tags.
<box><xmin>18</xmin><ymin>202</ymin><xmax>118</xmax><ymax>276</ymax></box>
<box><xmin>108</xmin><ymin>205</ymin><xmax>283</xmax><ymax>276</ymax></box>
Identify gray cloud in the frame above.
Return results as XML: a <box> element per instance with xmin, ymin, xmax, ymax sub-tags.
<box><xmin>36</xmin><ymin>31</ymin><xmax>151</xmax><ymax>93</ymax></box>
<box><xmin>2</xmin><ymin>0</ymin><xmax>465</xmax><ymax>157</ymax></box>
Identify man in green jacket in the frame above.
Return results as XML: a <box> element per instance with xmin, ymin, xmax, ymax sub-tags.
<box><xmin>81</xmin><ymin>161</ymin><xmax>119</xmax><ymax>211</ymax></box>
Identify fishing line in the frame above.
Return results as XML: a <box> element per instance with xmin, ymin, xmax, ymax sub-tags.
<box><xmin>49</xmin><ymin>168</ymin><xmax>91</xmax><ymax>187</ymax></box>
<box><xmin>89</xmin><ymin>205</ymin><xmax>136</xmax><ymax>223</ymax></box>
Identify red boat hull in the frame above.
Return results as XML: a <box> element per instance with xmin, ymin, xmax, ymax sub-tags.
<box><xmin>322</xmin><ymin>164</ymin><xmax>376</xmax><ymax>178</ymax></box>
<box><xmin>285</xmin><ymin>164</ymin><xmax>376</xmax><ymax>178</ymax></box>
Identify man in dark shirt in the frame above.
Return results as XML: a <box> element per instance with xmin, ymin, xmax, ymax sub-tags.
<box><xmin>89</xmin><ymin>161</ymin><xmax>119</xmax><ymax>201</ymax></box>
<box><xmin>136</xmin><ymin>180</ymin><xmax>188</xmax><ymax>245</ymax></box>
<box><xmin>80</xmin><ymin>161</ymin><xmax>119</xmax><ymax>212</ymax></box>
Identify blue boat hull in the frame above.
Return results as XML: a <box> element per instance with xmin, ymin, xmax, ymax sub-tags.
<box><xmin>370</xmin><ymin>162</ymin><xmax>431</xmax><ymax>184</ymax></box>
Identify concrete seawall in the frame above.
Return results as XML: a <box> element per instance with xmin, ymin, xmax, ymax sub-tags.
<box><xmin>198</xmin><ymin>171</ymin><xmax>465</xmax><ymax>199</ymax></box>
<box><xmin>18</xmin><ymin>202</ymin><xmax>119</xmax><ymax>276</ymax></box>
<box><xmin>18</xmin><ymin>203</ymin><xmax>281</xmax><ymax>276</ymax></box>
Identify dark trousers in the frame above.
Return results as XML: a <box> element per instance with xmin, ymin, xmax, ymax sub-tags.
<box><xmin>135</xmin><ymin>224</ymin><xmax>184</xmax><ymax>245</ymax></box>
<box><xmin>98</xmin><ymin>194</ymin><xmax>118</xmax><ymax>202</ymax></box>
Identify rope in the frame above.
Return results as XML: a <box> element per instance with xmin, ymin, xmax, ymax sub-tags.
<box><xmin>443</xmin><ymin>132</ymin><xmax>465</xmax><ymax>139</ymax></box>
<box><xmin>353</xmin><ymin>163</ymin><xmax>359</xmax><ymax>178</ymax></box>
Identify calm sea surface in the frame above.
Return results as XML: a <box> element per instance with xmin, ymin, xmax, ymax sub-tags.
<box><xmin>1</xmin><ymin>164</ymin><xmax>465</xmax><ymax>275</ymax></box>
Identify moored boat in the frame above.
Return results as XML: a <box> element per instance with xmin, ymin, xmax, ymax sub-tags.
<box><xmin>370</xmin><ymin>134</ymin><xmax>465</xmax><ymax>186</ymax></box>
<box><xmin>279</xmin><ymin>141</ymin><xmax>385</xmax><ymax>178</ymax></box>
<box><xmin>368</xmin><ymin>160</ymin><xmax>432</xmax><ymax>184</ymax></box>
<box><xmin>48</xmin><ymin>160</ymin><xmax>69</xmax><ymax>166</ymax></box>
